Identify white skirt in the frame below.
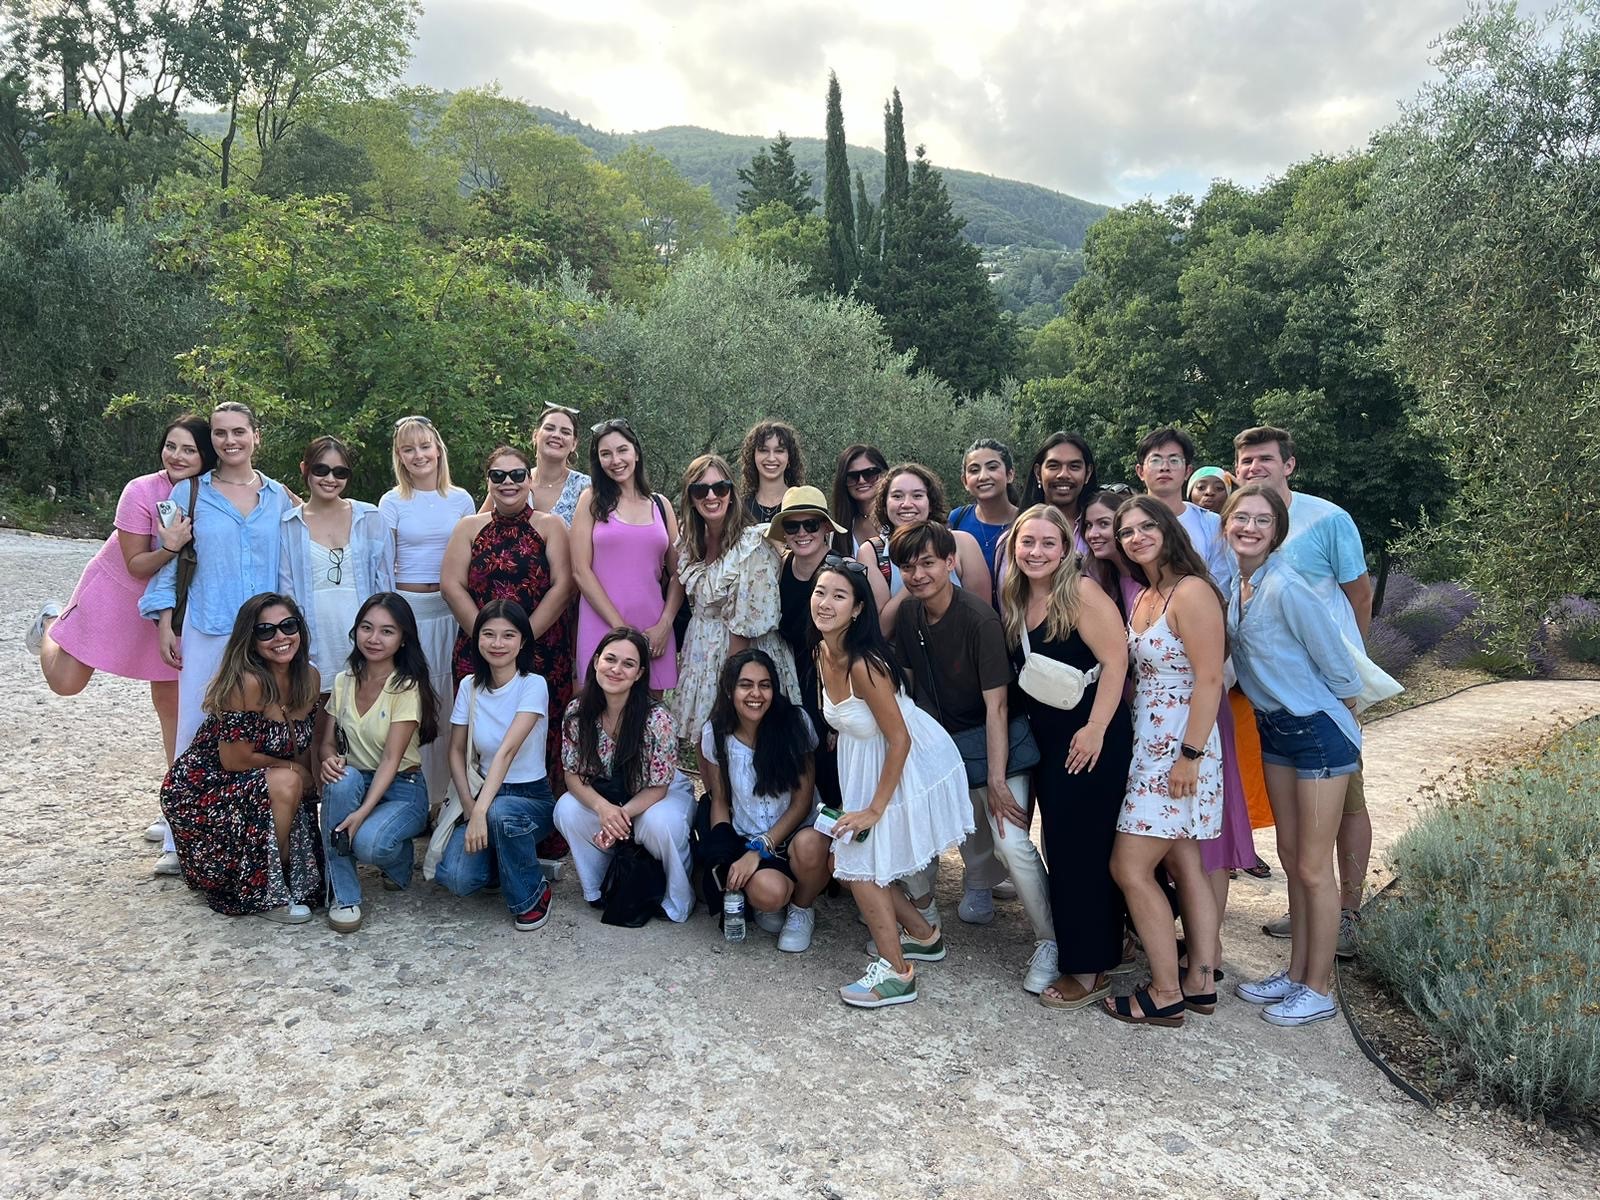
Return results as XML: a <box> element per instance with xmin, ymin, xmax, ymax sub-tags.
<box><xmin>402</xmin><ymin>590</ymin><xmax>460</xmax><ymax>809</ymax></box>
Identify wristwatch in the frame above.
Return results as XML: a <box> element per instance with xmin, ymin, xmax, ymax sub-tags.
<box><xmin>1179</xmin><ymin>743</ymin><xmax>1203</xmax><ymax>761</ymax></box>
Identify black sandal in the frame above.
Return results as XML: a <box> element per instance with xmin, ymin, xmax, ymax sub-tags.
<box><xmin>1182</xmin><ymin>988</ymin><xmax>1218</xmax><ymax>1015</ymax></box>
<box><xmin>1104</xmin><ymin>986</ymin><xmax>1186</xmax><ymax>1027</ymax></box>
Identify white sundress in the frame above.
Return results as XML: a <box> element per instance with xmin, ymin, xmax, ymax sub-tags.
<box><xmin>822</xmin><ymin>672</ymin><xmax>973</xmax><ymax>886</ymax></box>
<box><xmin>306</xmin><ymin>539</ymin><xmax>359</xmax><ymax>684</ymax></box>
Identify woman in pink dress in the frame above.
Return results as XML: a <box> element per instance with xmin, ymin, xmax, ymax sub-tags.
<box><xmin>570</xmin><ymin>418</ymin><xmax>683</xmax><ymax>690</ymax></box>
<box><xmin>25</xmin><ymin>414</ymin><xmax>216</xmax><ymax>837</ymax></box>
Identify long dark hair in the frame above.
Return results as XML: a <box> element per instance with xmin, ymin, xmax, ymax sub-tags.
<box><xmin>1021</xmin><ymin>431</ymin><xmax>1098</xmax><ymax>510</ymax></box>
<box><xmin>571</xmin><ymin>627</ymin><xmax>656</xmax><ymax>794</ymax></box>
<box><xmin>829</xmin><ymin>442</ymin><xmax>888</xmax><ymax>554</ymax></box>
<box><xmin>707</xmin><ymin>649</ymin><xmax>811</xmax><ymax>801</ymax></box>
<box><xmin>1114</xmin><ymin>495</ymin><xmax>1227</xmax><ymax>615</ymax></box>
<box><xmin>344</xmin><ymin>592</ymin><xmax>440</xmax><ymax>747</ymax></box>
<box><xmin>587</xmin><ymin>418</ymin><xmax>652</xmax><ymax>522</ymax></box>
<box><xmin>161</xmin><ymin>413</ymin><xmax>218</xmax><ymax>475</ymax></box>
<box><xmin>1081</xmin><ymin>488</ymin><xmax>1132</xmax><ymax>617</ymax></box>
<box><xmin>467</xmin><ymin>599</ymin><xmax>538</xmax><ymax>691</ymax></box>
<box><xmin>811</xmin><ymin>562</ymin><xmax>905</xmax><ymax>691</ymax></box>
<box><xmin>203</xmin><ymin>592</ymin><xmax>318</xmax><ymax>716</ymax></box>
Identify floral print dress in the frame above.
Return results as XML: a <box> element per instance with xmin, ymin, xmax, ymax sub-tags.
<box><xmin>1118</xmin><ymin>595</ymin><xmax>1223</xmax><ymax>840</ymax></box>
<box><xmin>160</xmin><ymin>709</ymin><xmax>323</xmax><ymax>915</ymax></box>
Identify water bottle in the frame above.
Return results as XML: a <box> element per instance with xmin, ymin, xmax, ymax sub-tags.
<box><xmin>723</xmin><ymin>889</ymin><xmax>747</xmax><ymax>942</ymax></box>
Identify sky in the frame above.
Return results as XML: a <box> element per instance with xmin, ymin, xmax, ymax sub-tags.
<box><xmin>404</xmin><ymin>0</ymin><xmax>1560</xmax><ymax>206</ymax></box>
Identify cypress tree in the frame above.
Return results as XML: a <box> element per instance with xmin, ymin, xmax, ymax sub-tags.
<box><xmin>883</xmin><ymin>88</ymin><xmax>909</xmax><ymax>211</ymax></box>
<box><xmin>855</xmin><ymin>169</ymin><xmax>880</xmax><ymax>293</ymax></box>
<box><xmin>823</xmin><ymin>71</ymin><xmax>857</xmax><ymax>293</ymax></box>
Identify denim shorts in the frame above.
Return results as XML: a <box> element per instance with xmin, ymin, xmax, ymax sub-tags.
<box><xmin>1254</xmin><ymin>709</ymin><xmax>1360</xmax><ymax>780</ymax></box>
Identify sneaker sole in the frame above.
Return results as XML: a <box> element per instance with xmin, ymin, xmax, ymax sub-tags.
<box><xmin>1234</xmin><ymin>986</ymin><xmax>1295</xmax><ymax>1006</ymax></box>
<box><xmin>1261</xmin><ymin>1004</ymin><xmax>1338</xmax><ymax>1027</ymax></box>
<box><xmin>957</xmin><ymin>910</ymin><xmax>995</xmax><ymax>925</ymax></box>
<box><xmin>514</xmin><ymin>914</ymin><xmax>550</xmax><ymax>931</ymax></box>
<box><xmin>1335</xmin><ymin>944</ymin><xmax>1357</xmax><ymax>961</ymax></box>
<box><xmin>777</xmin><ymin>940</ymin><xmax>812</xmax><ymax>953</ymax></box>
<box><xmin>1262</xmin><ymin>923</ymin><xmax>1293</xmax><ymax>939</ymax></box>
<box><xmin>328</xmin><ymin>917</ymin><xmax>363</xmax><ymax>933</ymax></box>
<box><xmin>840</xmin><ymin>989</ymin><xmax>918</xmax><ymax>1009</ymax></box>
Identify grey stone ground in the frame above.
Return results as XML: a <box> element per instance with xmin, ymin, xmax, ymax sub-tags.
<box><xmin>4</xmin><ymin>530</ymin><xmax>1596</xmax><ymax>1199</ymax></box>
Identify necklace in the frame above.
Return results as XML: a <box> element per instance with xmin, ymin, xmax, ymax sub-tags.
<box><xmin>215</xmin><ymin>471</ymin><xmax>259</xmax><ymax>487</ymax></box>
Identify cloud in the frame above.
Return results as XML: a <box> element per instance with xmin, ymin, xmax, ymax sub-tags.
<box><xmin>404</xmin><ymin>0</ymin><xmax>1557</xmax><ymax>204</ymax></box>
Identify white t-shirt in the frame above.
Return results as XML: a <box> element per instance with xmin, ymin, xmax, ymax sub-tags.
<box><xmin>1177</xmin><ymin>502</ymin><xmax>1235</xmax><ymax>594</ymax></box>
<box><xmin>698</xmin><ymin>711</ymin><xmax>818</xmax><ymax>839</ymax></box>
<box><xmin>379</xmin><ymin>486</ymin><xmax>476</xmax><ymax>585</ymax></box>
<box><xmin>451</xmin><ymin>672</ymin><xmax>550</xmax><ymax>783</ymax></box>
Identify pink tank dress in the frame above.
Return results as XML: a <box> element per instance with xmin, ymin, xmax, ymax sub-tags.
<box><xmin>576</xmin><ymin>498</ymin><xmax>678</xmax><ymax>689</ymax></box>
<box><xmin>51</xmin><ymin>471</ymin><xmax>178</xmax><ymax>682</ymax></box>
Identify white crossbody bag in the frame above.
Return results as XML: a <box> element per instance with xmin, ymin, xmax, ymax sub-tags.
<box><xmin>422</xmin><ymin>685</ymin><xmax>480</xmax><ymax>882</ymax></box>
<box><xmin>1017</xmin><ymin>625</ymin><xmax>1101</xmax><ymax>711</ymax></box>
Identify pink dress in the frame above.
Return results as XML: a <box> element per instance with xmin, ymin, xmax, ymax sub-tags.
<box><xmin>576</xmin><ymin>497</ymin><xmax>678</xmax><ymax>690</ymax></box>
<box><xmin>51</xmin><ymin>471</ymin><xmax>178</xmax><ymax>682</ymax></box>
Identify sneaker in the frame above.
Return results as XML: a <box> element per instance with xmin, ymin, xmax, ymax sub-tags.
<box><xmin>1337</xmin><ymin>909</ymin><xmax>1359</xmax><ymax>960</ymax></box>
<box><xmin>24</xmin><ymin>601</ymin><xmax>62</xmax><ymax>656</ymax></box>
<box><xmin>754</xmin><ymin>909</ymin><xmax>785</xmax><ymax>935</ymax></box>
<box><xmin>514</xmin><ymin>881</ymin><xmax>553</xmax><ymax>931</ymax></box>
<box><xmin>143</xmin><ymin>819</ymin><xmax>167</xmax><ymax>844</ymax></box>
<box><xmin>917</xmin><ymin>899</ymin><xmax>941</xmax><ymax>931</ymax></box>
<box><xmin>957</xmin><ymin>887</ymin><xmax>995</xmax><ymax>925</ymax></box>
<box><xmin>865</xmin><ymin>924</ymin><xmax>946</xmax><ymax>962</ymax></box>
<box><xmin>1021</xmin><ymin>939</ymin><xmax>1060</xmax><ymax>995</ymax></box>
<box><xmin>152</xmin><ymin>850</ymin><xmax>181</xmax><ymax>876</ymax></box>
<box><xmin>538</xmin><ymin>857</ymin><xmax>564</xmax><ymax>882</ymax></box>
<box><xmin>259</xmin><ymin>904</ymin><xmax>312</xmax><ymax>924</ymax></box>
<box><xmin>991</xmin><ymin>879</ymin><xmax>1018</xmax><ymax>901</ymax></box>
<box><xmin>327</xmin><ymin>903</ymin><xmax>363</xmax><ymax>933</ymax></box>
<box><xmin>1235</xmin><ymin>969</ymin><xmax>1298</xmax><ymax>1005</ymax></box>
<box><xmin>1263</xmin><ymin>911</ymin><xmax>1292</xmax><ymax>938</ymax></box>
<box><xmin>839</xmin><ymin>958</ymin><xmax>918</xmax><ymax>1008</ymax></box>
<box><xmin>1262</xmin><ymin>984</ymin><xmax>1338</xmax><ymax>1027</ymax></box>
<box><xmin>777</xmin><ymin>904</ymin><xmax>815</xmax><ymax>953</ymax></box>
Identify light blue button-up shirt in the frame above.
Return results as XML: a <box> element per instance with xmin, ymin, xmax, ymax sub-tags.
<box><xmin>139</xmin><ymin>472</ymin><xmax>294</xmax><ymax>636</ymax></box>
<box><xmin>1228</xmin><ymin>555</ymin><xmax>1363</xmax><ymax>750</ymax></box>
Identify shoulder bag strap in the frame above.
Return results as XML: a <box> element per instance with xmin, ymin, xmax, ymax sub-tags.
<box><xmin>914</xmin><ymin>602</ymin><xmax>946</xmax><ymax>726</ymax></box>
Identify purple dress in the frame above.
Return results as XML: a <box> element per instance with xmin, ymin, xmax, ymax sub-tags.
<box><xmin>576</xmin><ymin>497</ymin><xmax>678</xmax><ymax>689</ymax></box>
<box><xmin>1201</xmin><ymin>698</ymin><xmax>1258</xmax><ymax>872</ymax></box>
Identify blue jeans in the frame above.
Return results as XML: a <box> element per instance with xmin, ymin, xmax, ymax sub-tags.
<box><xmin>1255</xmin><ymin>709</ymin><xmax>1361</xmax><ymax>780</ymax></box>
<box><xmin>434</xmin><ymin>779</ymin><xmax>556</xmax><ymax>914</ymax></box>
<box><xmin>320</xmin><ymin>767</ymin><xmax>429</xmax><ymax>907</ymax></box>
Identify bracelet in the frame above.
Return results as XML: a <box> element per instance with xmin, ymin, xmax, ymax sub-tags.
<box><xmin>746</xmin><ymin>834</ymin><xmax>777</xmax><ymax>860</ymax></box>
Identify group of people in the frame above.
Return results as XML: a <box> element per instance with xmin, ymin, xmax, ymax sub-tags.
<box><xmin>28</xmin><ymin>404</ymin><xmax>1388</xmax><ymax>1021</ymax></box>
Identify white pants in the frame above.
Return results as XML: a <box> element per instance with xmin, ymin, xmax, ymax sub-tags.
<box><xmin>404</xmin><ymin>590</ymin><xmax>459</xmax><ymax>810</ymax></box>
<box><xmin>168</xmin><ymin>628</ymin><xmax>231</xmax><ymax>854</ymax></box>
<box><xmin>903</xmin><ymin>779</ymin><xmax>1013</xmax><ymax>901</ymax></box>
<box><xmin>553</xmin><ymin>776</ymin><xmax>697</xmax><ymax>922</ymax></box>
<box><xmin>979</xmin><ymin>777</ymin><xmax>1053</xmax><ymax>941</ymax></box>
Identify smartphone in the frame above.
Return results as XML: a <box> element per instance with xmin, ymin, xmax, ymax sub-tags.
<box><xmin>331</xmin><ymin>828</ymin><xmax>353</xmax><ymax>857</ymax></box>
<box><xmin>156</xmin><ymin>499</ymin><xmax>181</xmax><ymax>528</ymax></box>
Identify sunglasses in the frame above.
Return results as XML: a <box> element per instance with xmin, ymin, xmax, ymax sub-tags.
<box><xmin>488</xmin><ymin>467</ymin><xmax>530</xmax><ymax>484</ymax></box>
<box><xmin>253</xmin><ymin>616</ymin><xmax>303</xmax><ymax>642</ymax></box>
<box><xmin>393</xmin><ymin>414</ymin><xmax>433</xmax><ymax>428</ymax></box>
<box><xmin>544</xmin><ymin>403</ymin><xmax>581</xmax><ymax>417</ymax></box>
<box><xmin>846</xmin><ymin>467</ymin><xmax>884</xmax><ymax>485</ymax></box>
<box><xmin>821</xmin><ymin>553</ymin><xmax>868</xmax><ymax>576</ymax></box>
<box><xmin>591</xmin><ymin>418</ymin><xmax>634</xmax><ymax>436</ymax></box>
<box><xmin>308</xmin><ymin>463</ymin><xmax>352</xmax><ymax>480</ymax></box>
<box><xmin>783</xmin><ymin>517</ymin><xmax>825</xmax><ymax>534</ymax></box>
<box><xmin>688</xmin><ymin>479</ymin><xmax>733</xmax><ymax>501</ymax></box>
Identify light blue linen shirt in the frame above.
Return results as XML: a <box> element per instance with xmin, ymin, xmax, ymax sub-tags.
<box><xmin>139</xmin><ymin>472</ymin><xmax>294</xmax><ymax>636</ymax></box>
<box><xmin>277</xmin><ymin>499</ymin><xmax>395</xmax><ymax>611</ymax></box>
<box><xmin>1228</xmin><ymin>554</ymin><xmax>1364</xmax><ymax>750</ymax></box>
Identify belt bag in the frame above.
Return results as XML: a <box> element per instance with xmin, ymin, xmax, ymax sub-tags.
<box><xmin>950</xmin><ymin>716</ymin><xmax>1040</xmax><ymax>788</ymax></box>
<box><xmin>1016</xmin><ymin>624</ymin><xmax>1100</xmax><ymax>711</ymax></box>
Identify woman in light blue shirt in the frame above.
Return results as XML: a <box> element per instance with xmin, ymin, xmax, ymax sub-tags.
<box><xmin>141</xmin><ymin>402</ymin><xmax>297</xmax><ymax>875</ymax></box>
<box><xmin>1222</xmin><ymin>482</ymin><xmax>1361</xmax><ymax>1030</ymax></box>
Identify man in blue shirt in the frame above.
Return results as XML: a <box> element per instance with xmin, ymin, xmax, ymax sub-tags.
<box><xmin>1234</xmin><ymin>426</ymin><xmax>1373</xmax><ymax>958</ymax></box>
<box><xmin>1134</xmin><ymin>425</ymin><xmax>1235</xmax><ymax>594</ymax></box>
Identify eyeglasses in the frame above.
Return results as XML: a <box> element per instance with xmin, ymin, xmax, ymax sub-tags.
<box><xmin>308</xmin><ymin>463</ymin><xmax>352</xmax><ymax>480</ymax></box>
<box><xmin>253</xmin><ymin>616</ymin><xmax>303</xmax><ymax>641</ymax></box>
<box><xmin>1143</xmin><ymin>453</ymin><xmax>1187</xmax><ymax>469</ymax></box>
<box><xmin>488</xmin><ymin>467</ymin><xmax>530</xmax><ymax>485</ymax></box>
<box><xmin>821</xmin><ymin>553</ymin><xmax>868</xmax><ymax>575</ymax></box>
<box><xmin>1228</xmin><ymin>512</ymin><xmax>1275</xmax><ymax>530</ymax></box>
<box><xmin>325</xmin><ymin>547</ymin><xmax>345</xmax><ymax>586</ymax></box>
<box><xmin>845</xmin><ymin>467</ymin><xmax>884</xmax><ymax>485</ymax></box>
<box><xmin>783</xmin><ymin>517</ymin><xmax>825</xmax><ymax>534</ymax></box>
<box><xmin>393</xmin><ymin>415</ymin><xmax>433</xmax><ymax>428</ymax></box>
<box><xmin>688</xmin><ymin>479</ymin><xmax>733</xmax><ymax>501</ymax></box>
<box><xmin>1116</xmin><ymin>520</ymin><xmax>1160</xmax><ymax>541</ymax></box>
<box><xmin>591</xmin><ymin>418</ymin><xmax>634</xmax><ymax>436</ymax></box>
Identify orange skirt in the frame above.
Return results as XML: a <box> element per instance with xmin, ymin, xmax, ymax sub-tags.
<box><xmin>1230</xmin><ymin>688</ymin><xmax>1274</xmax><ymax>829</ymax></box>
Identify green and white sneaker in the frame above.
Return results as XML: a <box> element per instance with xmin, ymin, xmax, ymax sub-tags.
<box><xmin>864</xmin><ymin>924</ymin><xmax>947</xmax><ymax>962</ymax></box>
<box><xmin>840</xmin><ymin>958</ymin><xmax>918</xmax><ymax>1009</ymax></box>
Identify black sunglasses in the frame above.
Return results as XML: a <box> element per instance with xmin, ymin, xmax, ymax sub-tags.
<box><xmin>783</xmin><ymin>517</ymin><xmax>825</xmax><ymax>534</ymax></box>
<box><xmin>688</xmin><ymin>479</ymin><xmax>733</xmax><ymax>501</ymax></box>
<box><xmin>308</xmin><ymin>463</ymin><xmax>352</xmax><ymax>480</ymax></box>
<box><xmin>591</xmin><ymin>418</ymin><xmax>634</xmax><ymax>436</ymax></box>
<box><xmin>488</xmin><ymin>467</ymin><xmax>530</xmax><ymax>484</ymax></box>
<box><xmin>253</xmin><ymin>616</ymin><xmax>303</xmax><ymax>642</ymax></box>
<box><xmin>821</xmin><ymin>553</ymin><xmax>868</xmax><ymax>576</ymax></box>
<box><xmin>846</xmin><ymin>467</ymin><xmax>884</xmax><ymax>485</ymax></box>
<box><xmin>393</xmin><ymin>414</ymin><xmax>433</xmax><ymax>428</ymax></box>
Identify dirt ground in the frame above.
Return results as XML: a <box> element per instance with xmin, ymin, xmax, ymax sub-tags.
<box><xmin>4</xmin><ymin>529</ymin><xmax>1596</xmax><ymax>1200</ymax></box>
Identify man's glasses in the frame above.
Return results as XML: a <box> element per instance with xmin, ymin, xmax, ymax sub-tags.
<box><xmin>253</xmin><ymin>617</ymin><xmax>303</xmax><ymax>641</ymax></box>
<box><xmin>1143</xmin><ymin>453</ymin><xmax>1188</xmax><ymax>469</ymax></box>
<box><xmin>308</xmin><ymin>463</ymin><xmax>352</xmax><ymax>480</ymax></box>
<box><xmin>845</xmin><ymin>467</ymin><xmax>884</xmax><ymax>485</ymax></box>
<box><xmin>488</xmin><ymin>467</ymin><xmax>530</xmax><ymax>484</ymax></box>
<box><xmin>821</xmin><ymin>553</ymin><xmax>868</xmax><ymax>575</ymax></box>
<box><xmin>688</xmin><ymin>479</ymin><xmax>733</xmax><ymax>501</ymax></box>
<box><xmin>783</xmin><ymin>517</ymin><xmax>825</xmax><ymax>534</ymax></box>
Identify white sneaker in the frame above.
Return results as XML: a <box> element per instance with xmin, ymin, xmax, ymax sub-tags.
<box><xmin>24</xmin><ymin>601</ymin><xmax>62</xmax><ymax>656</ymax></box>
<box><xmin>259</xmin><ymin>904</ymin><xmax>313</xmax><ymax>924</ymax></box>
<box><xmin>754</xmin><ymin>909</ymin><xmax>785</xmax><ymax>935</ymax></box>
<box><xmin>957</xmin><ymin>887</ymin><xmax>994</xmax><ymax>925</ymax></box>
<box><xmin>1262</xmin><ymin>984</ymin><xmax>1338</xmax><ymax>1027</ymax></box>
<box><xmin>152</xmin><ymin>850</ymin><xmax>181</xmax><ymax>876</ymax></box>
<box><xmin>144</xmin><ymin>819</ymin><xmax>168</xmax><ymax>844</ymax></box>
<box><xmin>991</xmin><ymin>880</ymin><xmax>1018</xmax><ymax>901</ymax></box>
<box><xmin>777</xmin><ymin>905</ymin><xmax>815</xmax><ymax>953</ymax></box>
<box><xmin>327</xmin><ymin>904</ymin><xmax>363</xmax><ymax>933</ymax></box>
<box><xmin>1234</xmin><ymin>969</ymin><xmax>1297</xmax><ymax>1005</ymax></box>
<box><xmin>1023</xmin><ymin>939</ymin><xmax>1059</xmax><ymax>995</ymax></box>
<box><xmin>917</xmin><ymin>899</ymin><xmax>941</xmax><ymax>931</ymax></box>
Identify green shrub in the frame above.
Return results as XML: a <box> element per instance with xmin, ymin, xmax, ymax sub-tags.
<box><xmin>1361</xmin><ymin>721</ymin><xmax>1600</xmax><ymax>1119</ymax></box>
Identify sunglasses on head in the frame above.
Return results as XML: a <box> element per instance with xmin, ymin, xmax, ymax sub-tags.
<box><xmin>394</xmin><ymin>414</ymin><xmax>433</xmax><ymax>429</ymax></box>
<box><xmin>488</xmin><ymin>467</ymin><xmax>530</xmax><ymax>484</ymax></box>
<box><xmin>591</xmin><ymin>418</ymin><xmax>634</xmax><ymax>436</ymax></box>
<box><xmin>253</xmin><ymin>617</ymin><xmax>302</xmax><ymax>642</ymax></box>
<box><xmin>821</xmin><ymin>553</ymin><xmax>868</xmax><ymax>576</ymax></box>
<box><xmin>308</xmin><ymin>463</ymin><xmax>352</xmax><ymax>480</ymax></box>
<box><xmin>544</xmin><ymin>403</ymin><xmax>581</xmax><ymax>418</ymax></box>
<box><xmin>783</xmin><ymin>516</ymin><xmax>825</xmax><ymax>534</ymax></box>
<box><xmin>688</xmin><ymin>479</ymin><xmax>733</xmax><ymax>501</ymax></box>
<box><xmin>846</xmin><ymin>466</ymin><xmax>884</xmax><ymax>485</ymax></box>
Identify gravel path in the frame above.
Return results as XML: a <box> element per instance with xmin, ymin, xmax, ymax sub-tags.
<box><xmin>4</xmin><ymin>530</ymin><xmax>1595</xmax><ymax>1199</ymax></box>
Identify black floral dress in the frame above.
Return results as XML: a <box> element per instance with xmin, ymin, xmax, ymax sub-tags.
<box><xmin>160</xmin><ymin>710</ymin><xmax>323</xmax><ymax>916</ymax></box>
<box><xmin>451</xmin><ymin>508</ymin><xmax>575</xmax><ymax>792</ymax></box>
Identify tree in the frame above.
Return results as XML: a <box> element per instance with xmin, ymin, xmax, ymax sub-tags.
<box><xmin>732</xmin><ymin>200</ymin><xmax>829</xmax><ymax>295</ymax></box>
<box><xmin>1356</xmin><ymin>0</ymin><xmax>1600</xmax><ymax>646</ymax></box>
<box><xmin>734</xmin><ymin>130</ymin><xmax>816</xmax><ymax>216</ymax></box>
<box><xmin>253</xmin><ymin>122</ymin><xmax>373</xmax><ymax>203</ymax></box>
<box><xmin>882</xmin><ymin>88</ymin><xmax>908</xmax><ymax>211</ymax></box>
<box><xmin>822</xmin><ymin>71</ymin><xmax>856</xmax><ymax>294</ymax></box>
<box><xmin>428</xmin><ymin>84</ymin><xmax>538</xmax><ymax>193</ymax></box>
<box><xmin>611</xmin><ymin>143</ymin><xmax>726</xmax><ymax>268</ymax></box>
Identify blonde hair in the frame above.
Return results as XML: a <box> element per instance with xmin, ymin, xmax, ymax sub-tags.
<box><xmin>998</xmin><ymin>504</ymin><xmax>1085</xmax><ymax>647</ymax></box>
<box><xmin>390</xmin><ymin>417</ymin><xmax>456</xmax><ymax>500</ymax></box>
<box><xmin>677</xmin><ymin>453</ymin><xmax>749</xmax><ymax>564</ymax></box>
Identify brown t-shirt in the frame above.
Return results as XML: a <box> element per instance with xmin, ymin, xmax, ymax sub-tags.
<box><xmin>891</xmin><ymin>585</ymin><xmax>1013</xmax><ymax>734</ymax></box>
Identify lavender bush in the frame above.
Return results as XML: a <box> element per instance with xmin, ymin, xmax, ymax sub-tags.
<box><xmin>1378</xmin><ymin>568</ymin><xmax>1423</xmax><ymax>615</ymax></box>
<box><xmin>1389</xmin><ymin>581</ymin><xmax>1480</xmax><ymax>653</ymax></box>
<box><xmin>1364</xmin><ymin>617</ymin><xmax>1420</xmax><ymax>679</ymax></box>
<box><xmin>1550</xmin><ymin>595</ymin><xmax>1600</xmax><ymax>664</ymax></box>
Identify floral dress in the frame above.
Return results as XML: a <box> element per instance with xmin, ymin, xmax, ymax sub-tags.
<box><xmin>1118</xmin><ymin>594</ymin><xmax>1223</xmax><ymax>840</ymax></box>
<box><xmin>671</xmin><ymin>525</ymin><xmax>800</xmax><ymax>740</ymax></box>
<box><xmin>160</xmin><ymin>709</ymin><xmax>322</xmax><ymax>916</ymax></box>
<box><xmin>451</xmin><ymin>508</ymin><xmax>575</xmax><ymax>792</ymax></box>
